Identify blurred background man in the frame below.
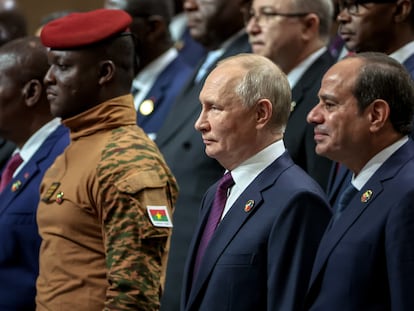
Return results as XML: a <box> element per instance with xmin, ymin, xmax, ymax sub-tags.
<box><xmin>169</xmin><ymin>0</ymin><xmax>206</xmax><ymax>67</ymax></box>
<box><xmin>104</xmin><ymin>0</ymin><xmax>194</xmax><ymax>140</ymax></box>
<box><xmin>0</xmin><ymin>36</ymin><xmax>69</xmax><ymax>311</ymax></box>
<box><xmin>245</xmin><ymin>0</ymin><xmax>335</xmax><ymax>190</ymax></box>
<box><xmin>0</xmin><ymin>0</ymin><xmax>28</xmax><ymax>169</ymax></box>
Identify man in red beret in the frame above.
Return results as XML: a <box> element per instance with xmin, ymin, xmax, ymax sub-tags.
<box><xmin>36</xmin><ymin>8</ymin><xmax>178</xmax><ymax>311</ymax></box>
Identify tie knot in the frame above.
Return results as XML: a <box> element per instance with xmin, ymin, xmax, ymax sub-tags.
<box><xmin>218</xmin><ymin>172</ymin><xmax>235</xmax><ymax>192</ymax></box>
<box><xmin>4</xmin><ymin>153</ymin><xmax>23</xmax><ymax>172</ymax></box>
<box><xmin>333</xmin><ymin>183</ymin><xmax>358</xmax><ymax>223</ymax></box>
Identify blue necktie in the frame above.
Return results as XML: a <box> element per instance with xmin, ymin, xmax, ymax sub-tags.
<box><xmin>333</xmin><ymin>183</ymin><xmax>358</xmax><ymax>223</ymax></box>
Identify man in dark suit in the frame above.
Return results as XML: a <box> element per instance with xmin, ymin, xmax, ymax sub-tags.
<box><xmin>156</xmin><ymin>0</ymin><xmax>252</xmax><ymax>309</ymax></box>
<box><xmin>0</xmin><ymin>0</ymin><xmax>28</xmax><ymax>169</ymax></box>
<box><xmin>181</xmin><ymin>53</ymin><xmax>331</xmax><ymax>311</ymax></box>
<box><xmin>104</xmin><ymin>0</ymin><xmax>193</xmax><ymax>140</ymax></box>
<box><xmin>305</xmin><ymin>52</ymin><xmax>414</xmax><ymax>310</ymax></box>
<box><xmin>169</xmin><ymin>0</ymin><xmax>206</xmax><ymax>68</ymax></box>
<box><xmin>0</xmin><ymin>36</ymin><xmax>69</xmax><ymax>311</ymax></box>
<box><xmin>328</xmin><ymin>0</ymin><xmax>414</xmax><ymax>208</ymax></box>
<box><xmin>245</xmin><ymin>0</ymin><xmax>335</xmax><ymax>190</ymax></box>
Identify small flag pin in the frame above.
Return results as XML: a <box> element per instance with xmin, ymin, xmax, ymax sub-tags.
<box><xmin>361</xmin><ymin>190</ymin><xmax>373</xmax><ymax>203</ymax></box>
<box><xmin>244</xmin><ymin>200</ymin><xmax>255</xmax><ymax>212</ymax></box>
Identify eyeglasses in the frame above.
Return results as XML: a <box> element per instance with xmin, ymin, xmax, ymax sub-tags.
<box><xmin>243</xmin><ymin>6</ymin><xmax>310</xmax><ymax>25</ymax></box>
<box><xmin>338</xmin><ymin>0</ymin><xmax>396</xmax><ymax>15</ymax></box>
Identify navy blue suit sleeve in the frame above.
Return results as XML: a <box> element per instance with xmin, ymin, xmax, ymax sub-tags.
<box><xmin>386</xmin><ymin>190</ymin><xmax>414</xmax><ymax>310</ymax></box>
<box><xmin>268</xmin><ymin>191</ymin><xmax>331</xmax><ymax>311</ymax></box>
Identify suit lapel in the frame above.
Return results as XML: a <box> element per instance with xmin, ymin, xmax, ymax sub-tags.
<box><xmin>137</xmin><ymin>67</ymin><xmax>170</xmax><ymax>128</ymax></box>
<box><xmin>0</xmin><ymin>125</ymin><xmax>67</xmax><ymax>215</ymax></box>
<box><xmin>328</xmin><ymin>165</ymin><xmax>352</xmax><ymax>205</ymax></box>
<box><xmin>186</xmin><ymin>153</ymin><xmax>293</xmax><ymax>309</ymax></box>
<box><xmin>309</xmin><ymin>179</ymin><xmax>383</xmax><ymax>287</ymax></box>
<box><xmin>138</xmin><ymin>56</ymin><xmax>192</xmax><ymax>129</ymax></box>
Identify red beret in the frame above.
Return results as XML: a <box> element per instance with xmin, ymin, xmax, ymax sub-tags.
<box><xmin>40</xmin><ymin>9</ymin><xmax>132</xmax><ymax>49</ymax></box>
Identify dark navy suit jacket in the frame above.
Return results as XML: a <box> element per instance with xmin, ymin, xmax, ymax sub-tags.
<box><xmin>0</xmin><ymin>124</ymin><xmax>69</xmax><ymax>311</ymax></box>
<box><xmin>306</xmin><ymin>139</ymin><xmax>414</xmax><ymax>310</ymax></box>
<box><xmin>182</xmin><ymin>152</ymin><xmax>331</xmax><ymax>311</ymax></box>
<box><xmin>176</xmin><ymin>27</ymin><xmax>207</xmax><ymax>68</ymax></box>
<box><xmin>137</xmin><ymin>54</ymin><xmax>193</xmax><ymax>136</ymax></box>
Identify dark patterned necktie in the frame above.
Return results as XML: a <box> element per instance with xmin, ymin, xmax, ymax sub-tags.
<box><xmin>193</xmin><ymin>172</ymin><xmax>235</xmax><ymax>279</ymax></box>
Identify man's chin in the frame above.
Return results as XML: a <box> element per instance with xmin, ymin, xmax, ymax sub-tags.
<box><xmin>315</xmin><ymin>145</ymin><xmax>330</xmax><ymax>158</ymax></box>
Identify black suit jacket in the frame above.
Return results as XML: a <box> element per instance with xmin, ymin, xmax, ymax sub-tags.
<box><xmin>284</xmin><ymin>50</ymin><xmax>335</xmax><ymax>190</ymax></box>
<box><xmin>156</xmin><ymin>32</ymin><xmax>252</xmax><ymax>311</ymax></box>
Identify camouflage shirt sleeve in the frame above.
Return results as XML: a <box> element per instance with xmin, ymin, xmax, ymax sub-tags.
<box><xmin>101</xmin><ymin>168</ymin><xmax>174</xmax><ymax>310</ymax></box>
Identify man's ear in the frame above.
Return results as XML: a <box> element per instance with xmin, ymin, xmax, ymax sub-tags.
<box><xmin>368</xmin><ymin>99</ymin><xmax>390</xmax><ymax>133</ymax></box>
<box><xmin>255</xmin><ymin>98</ymin><xmax>272</xmax><ymax>129</ymax></box>
<box><xmin>393</xmin><ymin>0</ymin><xmax>412</xmax><ymax>23</ymax></box>
<box><xmin>146</xmin><ymin>15</ymin><xmax>166</xmax><ymax>41</ymax></box>
<box><xmin>301</xmin><ymin>13</ymin><xmax>320</xmax><ymax>41</ymax></box>
<box><xmin>98</xmin><ymin>60</ymin><xmax>115</xmax><ymax>85</ymax></box>
<box><xmin>22</xmin><ymin>79</ymin><xmax>42</xmax><ymax>107</ymax></box>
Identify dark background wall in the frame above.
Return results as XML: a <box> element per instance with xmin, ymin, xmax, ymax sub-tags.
<box><xmin>19</xmin><ymin>0</ymin><xmax>102</xmax><ymax>35</ymax></box>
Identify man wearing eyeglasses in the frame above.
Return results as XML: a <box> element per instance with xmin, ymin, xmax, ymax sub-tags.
<box><xmin>328</xmin><ymin>0</ymin><xmax>414</xmax><ymax>222</ymax></box>
<box><xmin>337</xmin><ymin>0</ymin><xmax>414</xmax><ymax>73</ymax></box>
<box><xmin>245</xmin><ymin>0</ymin><xmax>335</xmax><ymax>191</ymax></box>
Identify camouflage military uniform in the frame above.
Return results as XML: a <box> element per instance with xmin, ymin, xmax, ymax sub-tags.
<box><xmin>36</xmin><ymin>95</ymin><xmax>178</xmax><ymax>311</ymax></box>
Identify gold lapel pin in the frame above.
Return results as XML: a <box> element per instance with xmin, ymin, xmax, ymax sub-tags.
<box><xmin>139</xmin><ymin>99</ymin><xmax>155</xmax><ymax>116</ymax></box>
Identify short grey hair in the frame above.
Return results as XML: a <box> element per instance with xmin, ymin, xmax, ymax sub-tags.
<box><xmin>290</xmin><ymin>0</ymin><xmax>334</xmax><ymax>42</ymax></box>
<box><xmin>218</xmin><ymin>53</ymin><xmax>292</xmax><ymax>133</ymax></box>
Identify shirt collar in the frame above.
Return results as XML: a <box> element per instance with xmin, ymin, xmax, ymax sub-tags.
<box><xmin>352</xmin><ymin>136</ymin><xmax>409</xmax><ymax>190</ymax></box>
<box><xmin>389</xmin><ymin>40</ymin><xmax>414</xmax><ymax>64</ymax></box>
<box><xmin>287</xmin><ymin>47</ymin><xmax>327</xmax><ymax>88</ymax></box>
